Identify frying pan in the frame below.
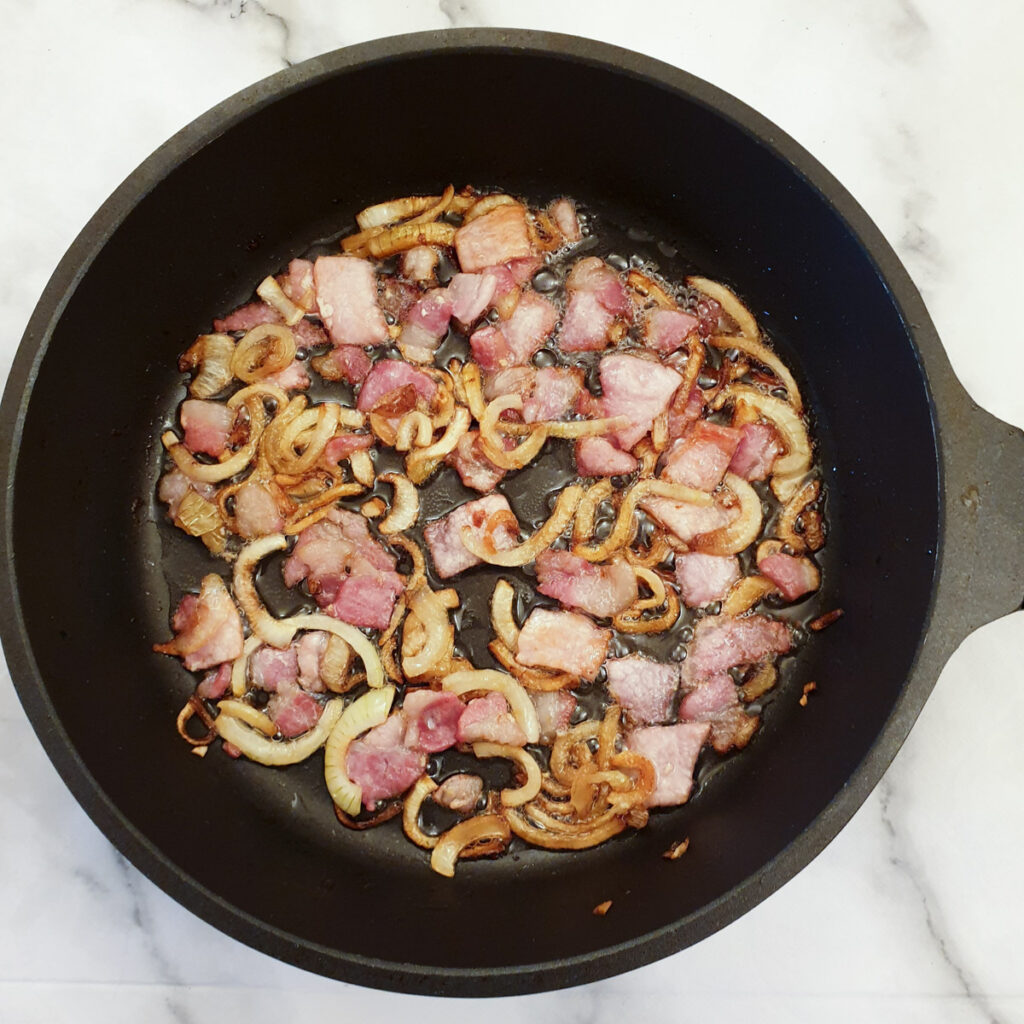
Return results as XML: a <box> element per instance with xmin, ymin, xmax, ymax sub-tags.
<box><xmin>2</xmin><ymin>30</ymin><xmax>1022</xmax><ymax>996</ymax></box>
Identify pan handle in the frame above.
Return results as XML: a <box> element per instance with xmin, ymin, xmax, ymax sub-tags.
<box><xmin>938</xmin><ymin>387</ymin><xmax>1024</xmax><ymax>644</ymax></box>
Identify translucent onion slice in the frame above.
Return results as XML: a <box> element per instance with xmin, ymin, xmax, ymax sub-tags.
<box><xmin>722</xmin><ymin>574</ymin><xmax>778</xmax><ymax>616</ymax></box>
<box><xmin>267</xmin><ymin>401</ymin><xmax>341</xmax><ymax>476</ymax></box>
<box><xmin>442</xmin><ymin>669</ymin><xmax>541</xmax><ymax>744</ymax></box>
<box><xmin>278</xmin><ymin>613</ymin><xmax>385</xmax><ymax>689</ymax></box>
<box><xmin>256</xmin><ymin>275</ymin><xmax>305</xmax><ymax>326</ymax></box>
<box><xmin>430</xmin><ymin>814</ymin><xmax>511</xmax><ymax>878</ymax></box>
<box><xmin>323</xmin><ymin>686</ymin><xmax>396</xmax><ymax>815</ymax></box>
<box><xmin>402</xmin><ymin>586</ymin><xmax>455</xmax><ymax>680</ymax></box>
<box><xmin>472</xmin><ymin>742</ymin><xmax>543</xmax><ymax>807</ymax></box>
<box><xmin>403</xmin><ymin>775</ymin><xmax>440</xmax><ymax>849</ymax></box>
<box><xmin>214</xmin><ymin>698</ymin><xmax>344</xmax><ymax>766</ymax></box>
<box><xmin>180</xmin><ymin>333</ymin><xmax>236</xmax><ymax>399</ymax></box>
<box><xmin>692</xmin><ymin>473</ymin><xmax>763</xmax><ymax>556</ymax></box>
<box><xmin>233</xmin><ymin>534</ymin><xmax>296</xmax><ymax>648</ymax></box>
<box><xmin>478</xmin><ymin>393</ymin><xmax>548</xmax><ymax>469</ymax></box>
<box><xmin>686</xmin><ymin>275</ymin><xmax>758</xmax><ymax>340</ymax></box>
<box><xmin>490</xmin><ymin>579</ymin><xmax>520</xmax><ymax>651</ymax></box>
<box><xmin>462</xmin><ymin>194</ymin><xmax>518</xmax><ymax>224</ymax></box>
<box><xmin>497</xmin><ymin>415</ymin><xmax>630</xmax><ymax>439</ymax></box>
<box><xmin>709</xmin><ymin>333</ymin><xmax>803</xmax><ymax>413</ymax></box>
<box><xmin>230</xmin><ymin>634</ymin><xmax>263</xmax><ymax>697</ymax></box>
<box><xmin>356</xmin><ymin>193</ymin><xmax>443</xmax><ymax>231</ymax></box>
<box><xmin>776</xmin><ymin>477</ymin><xmax>821</xmax><ymax>553</ymax></box>
<box><xmin>405</xmin><ymin>405</ymin><xmax>471</xmax><ymax>484</ymax></box>
<box><xmin>215</xmin><ymin>699</ymin><xmax>277</xmax><ymax>737</ymax></box>
<box><xmin>377</xmin><ymin>472</ymin><xmax>419</xmax><ymax>535</ymax></box>
<box><xmin>231</xmin><ymin>323</ymin><xmax>297</xmax><ymax>383</ymax></box>
<box><xmin>394</xmin><ymin>410</ymin><xmax>433</xmax><ymax>451</ymax></box>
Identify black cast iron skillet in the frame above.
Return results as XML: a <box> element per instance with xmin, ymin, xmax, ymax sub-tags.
<box><xmin>2</xmin><ymin>30</ymin><xmax>1023</xmax><ymax>997</ymax></box>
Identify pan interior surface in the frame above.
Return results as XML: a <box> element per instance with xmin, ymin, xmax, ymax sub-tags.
<box><xmin>7</xmin><ymin>44</ymin><xmax>939</xmax><ymax>990</ymax></box>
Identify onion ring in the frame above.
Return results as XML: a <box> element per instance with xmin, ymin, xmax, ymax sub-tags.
<box><xmin>215</xmin><ymin>698</ymin><xmax>344</xmax><ymax>766</ymax></box>
<box><xmin>471</xmin><ymin>742</ymin><xmax>543</xmax><ymax>807</ymax></box>
<box><xmin>430</xmin><ymin>814</ymin><xmax>511</xmax><ymax>877</ymax></box>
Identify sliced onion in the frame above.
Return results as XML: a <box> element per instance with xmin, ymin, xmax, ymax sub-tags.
<box><xmin>612</xmin><ymin>586</ymin><xmax>680</xmax><ymax>634</ymax></box>
<box><xmin>180</xmin><ymin>333</ymin><xmax>236</xmax><ymax>399</ymax></box>
<box><xmin>472</xmin><ymin>742</ymin><xmax>542</xmax><ymax>807</ymax></box>
<box><xmin>687</xmin><ymin>275</ymin><xmax>758</xmax><ymax>340</ymax></box>
<box><xmin>627</xmin><ymin>268</ymin><xmax>677</xmax><ymax>309</ymax></box>
<box><xmin>231</xmin><ymin>323</ymin><xmax>297</xmax><ymax>383</ymax></box>
<box><xmin>402</xmin><ymin>586</ymin><xmax>455</xmax><ymax>680</ymax></box>
<box><xmin>462</xmin><ymin>194</ymin><xmax>518</xmax><ymax>223</ymax></box>
<box><xmin>348</xmin><ymin>447</ymin><xmax>375</xmax><ymax>487</ymax></box>
<box><xmin>458</xmin><ymin>361</ymin><xmax>488</xmax><ymax>422</ymax></box>
<box><xmin>323</xmin><ymin>686</ymin><xmax>396</xmax><ymax>815</ymax></box>
<box><xmin>442</xmin><ymin>669</ymin><xmax>541</xmax><ymax>744</ymax></box>
<box><xmin>377</xmin><ymin>472</ymin><xmax>419</xmax><ymax>535</ymax></box>
<box><xmin>710</xmin><ymin>334</ymin><xmax>802</xmax><ymax>413</ymax></box>
<box><xmin>738</xmin><ymin>662</ymin><xmax>778</xmax><ymax>702</ymax></box>
<box><xmin>366</xmin><ymin>222</ymin><xmax>457</xmax><ymax>259</ymax></box>
<box><xmin>403</xmin><ymin>775</ymin><xmax>440</xmax><ymax>849</ymax></box>
<box><xmin>233</xmin><ymin>534</ymin><xmax>296</xmax><ymax>648</ymax></box>
<box><xmin>215</xmin><ymin>698</ymin><xmax>343</xmax><ymax>766</ymax></box>
<box><xmin>266</xmin><ymin>400</ymin><xmax>341</xmax><ymax>476</ymax></box>
<box><xmin>394</xmin><ymin>410</ymin><xmax>433</xmax><ymax>451</ymax></box>
<box><xmin>722</xmin><ymin>574</ymin><xmax>777</xmax><ymax>616</ymax></box>
<box><xmin>777</xmin><ymin>477</ymin><xmax>821</xmax><ymax>553</ymax></box>
<box><xmin>216</xmin><ymin>699</ymin><xmax>277</xmax><ymax>737</ymax></box>
<box><xmin>355</xmin><ymin>193</ymin><xmax>444</xmax><ymax>231</ymax></box>
<box><xmin>174</xmin><ymin>488</ymin><xmax>227</xmax><ymax>554</ymax></box>
<box><xmin>320</xmin><ymin>634</ymin><xmax>353</xmax><ymax>693</ymax></box>
<box><xmin>573</xmin><ymin>479</ymin><xmax>614</xmax><ymax>544</ymax></box>
<box><xmin>460</xmin><ymin>485</ymin><xmax>582</xmax><ymax>567</ymax></box>
<box><xmin>230</xmin><ymin>634</ymin><xmax>264</xmax><ymax>697</ymax></box>
<box><xmin>487</xmin><ymin>639</ymin><xmax>576</xmax><ymax>692</ymax></box>
<box><xmin>405</xmin><ymin>405</ymin><xmax>471</xmax><ymax>484</ymax></box>
<box><xmin>478</xmin><ymin>393</ymin><xmax>548</xmax><ymax>470</ymax></box>
<box><xmin>430</xmin><ymin>814</ymin><xmax>511</xmax><ymax>878</ymax></box>
<box><xmin>278</xmin><ymin>612</ymin><xmax>384</xmax><ymax>688</ymax></box>
<box><xmin>490</xmin><ymin>579</ymin><xmax>519</xmax><ymax>651</ymax></box>
<box><xmin>256</xmin><ymin>275</ymin><xmax>305</xmax><ymax>326</ymax></box>
<box><xmin>387</xmin><ymin>534</ymin><xmax>426</xmax><ymax>592</ymax></box>
<box><xmin>161</xmin><ymin>395</ymin><xmax>264</xmax><ymax>484</ymax></box>
<box><xmin>506</xmin><ymin>803</ymin><xmax>626</xmax><ymax>851</ymax></box>
<box><xmin>693</xmin><ymin>473</ymin><xmax>763</xmax><ymax>556</ymax></box>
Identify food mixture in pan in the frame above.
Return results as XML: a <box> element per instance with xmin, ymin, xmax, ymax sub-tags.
<box><xmin>154</xmin><ymin>186</ymin><xmax>827</xmax><ymax>876</ymax></box>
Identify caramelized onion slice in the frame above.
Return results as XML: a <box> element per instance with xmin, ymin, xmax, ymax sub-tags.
<box><xmin>442</xmin><ymin>669</ymin><xmax>541</xmax><ymax>744</ymax></box>
<box><xmin>323</xmin><ymin>686</ymin><xmax>396</xmax><ymax>815</ymax></box>
<box><xmin>231</xmin><ymin>323</ymin><xmax>297</xmax><ymax>383</ymax></box>
<box><xmin>506</xmin><ymin>804</ymin><xmax>627</xmax><ymax>851</ymax></box>
<box><xmin>402</xmin><ymin>585</ymin><xmax>455</xmax><ymax>680</ymax></box>
<box><xmin>430</xmin><ymin>814</ymin><xmax>511</xmax><ymax>878</ymax></box>
<box><xmin>692</xmin><ymin>473</ymin><xmax>763</xmax><ymax>556</ymax></box>
<box><xmin>777</xmin><ymin>478</ymin><xmax>821</xmax><ymax>553</ymax></box>
<box><xmin>709</xmin><ymin>333</ymin><xmax>803</xmax><ymax>413</ymax></box>
<box><xmin>180</xmin><ymin>333</ymin><xmax>235</xmax><ymax>398</ymax></box>
<box><xmin>722</xmin><ymin>574</ymin><xmax>777</xmax><ymax>617</ymax></box>
<box><xmin>490</xmin><ymin>579</ymin><xmax>520</xmax><ymax>651</ymax></box>
<box><xmin>233</xmin><ymin>534</ymin><xmax>296</xmax><ymax>648</ymax></box>
<box><xmin>478</xmin><ymin>393</ymin><xmax>548</xmax><ymax>469</ymax></box>
<box><xmin>215</xmin><ymin>698</ymin><xmax>344</xmax><ymax>766</ymax></box>
<box><xmin>356</xmin><ymin>193</ymin><xmax>443</xmax><ymax>231</ymax></box>
<box><xmin>687</xmin><ymin>275</ymin><xmax>758</xmax><ymax>340</ymax></box>
<box><xmin>367</xmin><ymin>222</ymin><xmax>457</xmax><ymax>259</ymax></box>
<box><xmin>403</xmin><ymin>775</ymin><xmax>440</xmax><ymax>850</ymax></box>
<box><xmin>256</xmin><ymin>275</ymin><xmax>305</xmax><ymax>326</ymax></box>
<box><xmin>215</xmin><ymin>699</ymin><xmax>277</xmax><ymax>737</ymax></box>
<box><xmin>472</xmin><ymin>742</ymin><xmax>542</xmax><ymax>807</ymax></box>
<box><xmin>377</xmin><ymin>472</ymin><xmax>419</xmax><ymax>535</ymax></box>
<box><xmin>405</xmin><ymin>405</ymin><xmax>471</xmax><ymax>485</ymax></box>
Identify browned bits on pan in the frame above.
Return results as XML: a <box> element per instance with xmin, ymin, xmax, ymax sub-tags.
<box><xmin>663</xmin><ymin>838</ymin><xmax>690</xmax><ymax>860</ymax></box>
<box><xmin>593</xmin><ymin>900</ymin><xmax>613</xmax><ymax>917</ymax></box>
<box><xmin>334</xmin><ymin>801</ymin><xmax>403</xmax><ymax>830</ymax></box>
<box><xmin>809</xmin><ymin>608</ymin><xmax>844</xmax><ymax>632</ymax></box>
<box><xmin>799</xmin><ymin>681</ymin><xmax>818</xmax><ymax>707</ymax></box>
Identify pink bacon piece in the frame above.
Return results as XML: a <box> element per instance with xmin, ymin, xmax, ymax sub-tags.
<box><xmin>729</xmin><ymin>422</ymin><xmax>783</xmax><ymax>481</ymax></box>
<box><xmin>402</xmin><ymin>690</ymin><xmax>463</xmax><ymax>753</ymax></box>
<box><xmin>313</xmin><ymin>255</ymin><xmax>389</xmax><ymax>348</ymax></box>
<box><xmin>681</xmin><ymin>614</ymin><xmax>791</xmax><ymax>686</ymax></box>
<box><xmin>423</xmin><ymin>494</ymin><xmax>519</xmax><ymax>579</ymax></box>
<box><xmin>559</xmin><ymin>257</ymin><xmax>631</xmax><ymax>353</ymax></box>
<box><xmin>522</xmin><ymin>366</ymin><xmax>584</xmax><ymax>423</ymax></box>
<box><xmin>645</xmin><ymin>308</ymin><xmax>699</xmax><ymax>355</ymax></box>
<box><xmin>346</xmin><ymin>714</ymin><xmax>426</xmax><ymax>809</ymax></box>
<box><xmin>626</xmin><ymin>723</ymin><xmax>710</xmax><ymax>807</ymax></box>
<box><xmin>180</xmin><ymin>399</ymin><xmax>235</xmax><ymax>458</ymax></box>
<box><xmin>455</xmin><ymin>204</ymin><xmax>533</xmax><ymax>273</ymax></box>
<box><xmin>535</xmin><ymin>550</ymin><xmax>637</xmax><ymax>619</ymax></box>
<box><xmin>606</xmin><ymin>656</ymin><xmax>679</xmax><ymax>726</ymax></box>
<box><xmin>266</xmin><ymin>681</ymin><xmax>322</xmax><ymax>738</ymax></box>
<box><xmin>599</xmin><ymin>354</ymin><xmax>683</xmax><ymax>450</ymax></box>
<box><xmin>673</xmin><ymin>552</ymin><xmax>741</xmax><ymax>608</ymax></box>
<box><xmin>515</xmin><ymin>608</ymin><xmax>610</xmax><ymax>681</ymax></box>
<box><xmin>356</xmin><ymin>359</ymin><xmax>438</xmax><ymax>412</ymax></box>
<box><xmin>155</xmin><ymin>575</ymin><xmax>243</xmax><ymax>672</ymax></box>
<box><xmin>661</xmin><ymin>421</ymin><xmax>743</xmax><ymax>492</ymax></box>
<box><xmin>759</xmin><ymin>553</ymin><xmax>820</xmax><ymax>602</ymax></box>
<box><xmin>574</xmin><ymin>436</ymin><xmax>639</xmax><ymax>477</ymax></box>
<box><xmin>456</xmin><ymin>692</ymin><xmax>528</xmax><ymax>746</ymax></box>
<box><xmin>445</xmin><ymin>431</ymin><xmax>507</xmax><ymax>493</ymax></box>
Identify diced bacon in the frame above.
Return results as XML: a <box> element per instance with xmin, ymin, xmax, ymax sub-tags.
<box><xmin>530</xmin><ymin>690</ymin><xmax>576</xmax><ymax>744</ymax></box>
<box><xmin>295</xmin><ymin>631</ymin><xmax>328</xmax><ymax>693</ymax></box>
<box><xmin>323</xmin><ymin>432</ymin><xmax>373</xmax><ymax>466</ymax></box>
<box><xmin>291</xmin><ymin>318</ymin><xmax>330</xmax><ymax>350</ymax></box>
<box><xmin>158</xmin><ymin>469</ymin><xmax>217</xmax><ymax>519</ymax></box>
<box><xmin>500</xmin><ymin>291</ymin><xmax>559</xmax><ymax>365</ymax></box>
<box><xmin>606</xmin><ymin>656</ymin><xmax>679</xmax><ymax>725</ymax></box>
<box><xmin>433</xmin><ymin>773</ymin><xmax>484</xmax><ymax>813</ymax></box>
<box><xmin>483</xmin><ymin>366</ymin><xmax>537</xmax><ymax>400</ymax></box>
<box><xmin>626</xmin><ymin>723</ymin><xmax>710</xmax><ymax>807</ymax></box>
<box><xmin>516</xmin><ymin>608</ymin><xmax>610</xmax><ymax>681</ymax></box>
<box><xmin>759</xmin><ymin>553</ymin><xmax>820</xmax><ymax>601</ymax></box>
<box><xmin>379</xmin><ymin>275</ymin><xmax>419</xmax><ymax>322</ymax></box>
<box><xmin>445</xmin><ymin>431</ymin><xmax>507</xmax><ymax>493</ymax></box>
<box><xmin>522</xmin><ymin>366</ymin><xmax>583</xmax><ymax>423</ymax></box>
<box><xmin>455</xmin><ymin>204</ymin><xmax>533</xmax><ymax>273</ymax></box>
<box><xmin>249</xmin><ymin>644</ymin><xmax>298</xmax><ymax>692</ymax></box>
<box><xmin>155</xmin><ymin>575</ymin><xmax>243</xmax><ymax>672</ymax></box>
<box><xmin>729</xmin><ymin>422</ymin><xmax>783</xmax><ymax>481</ymax></box>
<box><xmin>575</xmin><ymin>436</ymin><xmax>639</xmax><ymax>477</ymax></box>
<box><xmin>213</xmin><ymin>300</ymin><xmax>278</xmax><ymax>333</ymax></box>
<box><xmin>661</xmin><ymin>421</ymin><xmax>743</xmax><ymax>491</ymax></box>
<box><xmin>599</xmin><ymin>354</ymin><xmax>683</xmax><ymax>450</ymax></box>
<box><xmin>456</xmin><ymin>692</ymin><xmax>528</xmax><ymax>746</ymax></box>
<box><xmin>549</xmin><ymin>197</ymin><xmax>582</xmax><ymax>243</ymax></box>
<box><xmin>568</xmin><ymin>257</ymin><xmax>631</xmax><ymax>315</ymax></box>
<box><xmin>484</xmin><ymin>263</ymin><xmax>519</xmax><ymax>301</ymax></box>
<box><xmin>263</xmin><ymin>359</ymin><xmax>310</xmax><ymax>391</ymax></box>
<box><xmin>559</xmin><ymin>257</ymin><xmax>630</xmax><ymax>352</ymax></box>
<box><xmin>668</xmin><ymin>385</ymin><xmax>705</xmax><ymax>441</ymax></box>
<box><xmin>681</xmin><ymin>614</ymin><xmax>792</xmax><ymax>685</ymax></box>
<box><xmin>423</xmin><ymin>494</ymin><xmax>519</xmax><ymax>579</ymax></box>
<box><xmin>196</xmin><ymin>663</ymin><xmax>231</xmax><ymax>700</ymax></box>
<box><xmin>674</xmin><ymin>552</ymin><xmax>740</xmax><ymax>607</ymax></box>
<box><xmin>279</xmin><ymin>258</ymin><xmax>317</xmax><ymax>313</ymax></box>
<box><xmin>641</xmin><ymin>496</ymin><xmax>737</xmax><ymax>544</ymax></box>
<box><xmin>346</xmin><ymin>714</ymin><xmax>426</xmax><ymax>809</ymax></box>
<box><xmin>646</xmin><ymin>308</ymin><xmax>699</xmax><ymax>354</ymax></box>
<box><xmin>402</xmin><ymin>690</ymin><xmax>463</xmax><ymax>753</ymax></box>
<box><xmin>313</xmin><ymin>256</ymin><xmax>389</xmax><ymax>348</ymax></box>
<box><xmin>535</xmin><ymin>550</ymin><xmax>637</xmax><ymax>618</ymax></box>
<box><xmin>402</xmin><ymin>246</ymin><xmax>440</xmax><ymax>282</ymax></box>
<box><xmin>678</xmin><ymin>673</ymin><xmax>737</xmax><ymax>721</ymax></box>
<box><xmin>233</xmin><ymin>479</ymin><xmax>284</xmax><ymax>539</ymax></box>
<box><xmin>447</xmin><ymin>272</ymin><xmax>498</xmax><ymax>325</ymax></box>
<box><xmin>356</xmin><ymin>359</ymin><xmax>438</xmax><ymax>412</ymax></box>
<box><xmin>282</xmin><ymin>508</ymin><xmax>403</xmax><ymax>630</ymax></box>
<box><xmin>406</xmin><ymin>287</ymin><xmax>453</xmax><ymax>337</ymax></box>
<box><xmin>469</xmin><ymin>325</ymin><xmax>515</xmax><ymax>374</ymax></box>
<box><xmin>266</xmin><ymin>681</ymin><xmax>322</xmax><ymax>738</ymax></box>
<box><xmin>180</xmin><ymin>399</ymin><xmax>235</xmax><ymax>458</ymax></box>
<box><xmin>312</xmin><ymin>345</ymin><xmax>373</xmax><ymax>384</ymax></box>
<box><xmin>506</xmin><ymin>256</ymin><xmax>543</xmax><ymax>285</ymax></box>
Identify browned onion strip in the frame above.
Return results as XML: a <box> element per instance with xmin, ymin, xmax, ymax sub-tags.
<box><xmin>550</xmin><ymin>720</ymin><xmax>600</xmax><ymax>786</ymax></box>
<box><xmin>573</xmin><ymin>479</ymin><xmax>614</xmax><ymax>544</ymax></box>
<box><xmin>597</xmin><ymin>704</ymin><xmax>620</xmax><ymax>770</ymax></box>
<box><xmin>612</xmin><ymin>586</ymin><xmax>680</xmax><ymax>634</ymax></box>
<box><xmin>366</xmin><ymin>222</ymin><xmax>457</xmax><ymax>259</ymax></box>
<box><xmin>233</xmin><ymin>534</ymin><xmax>296</xmax><ymax>649</ymax></box>
<box><xmin>378</xmin><ymin>597</ymin><xmax>406</xmax><ymax>684</ymax></box>
<box><xmin>355</xmin><ymin>193</ymin><xmax>443</xmax><ymax>231</ymax></box>
<box><xmin>256</xmin><ymin>275</ymin><xmax>305</xmax><ymax>327</ymax></box>
<box><xmin>405</xmin><ymin>405</ymin><xmax>471</xmax><ymax>485</ymax></box>
<box><xmin>497</xmin><ymin>415</ymin><xmax>630</xmax><ymax>439</ymax></box>
<box><xmin>405</xmin><ymin>184</ymin><xmax>455</xmax><ymax>226</ymax></box>
<box><xmin>627</xmin><ymin>269</ymin><xmax>678</xmax><ymax>309</ymax></box>
<box><xmin>394</xmin><ymin>410</ymin><xmax>433</xmax><ymax>451</ymax></box>
<box><xmin>573</xmin><ymin>479</ymin><xmax>711</xmax><ymax>563</ymax></box>
<box><xmin>403</xmin><ymin>775</ymin><xmax>440</xmax><ymax>849</ymax></box>
<box><xmin>177</xmin><ymin>696</ymin><xmax>217</xmax><ymax>746</ymax></box>
<box><xmin>377</xmin><ymin>472</ymin><xmax>419</xmax><ymax>535</ymax></box>
<box><xmin>458</xmin><ymin>362</ymin><xmax>488</xmax><ymax>422</ymax></box>
<box><xmin>361</xmin><ymin>497</ymin><xmax>386</xmax><ymax>519</ymax></box>
<box><xmin>722</xmin><ymin>574</ymin><xmax>777</xmax><ymax>617</ymax></box>
<box><xmin>490</xmin><ymin>579</ymin><xmax>520</xmax><ymax>651</ymax></box>
<box><xmin>402</xmin><ymin>586</ymin><xmax>455</xmax><ymax>680</ymax></box>
<box><xmin>506</xmin><ymin>803</ymin><xmax>626</xmax><ymax>851</ymax></box>
<box><xmin>738</xmin><ymin>662</ymin><xmax>778</xmax><ymax>702</ymax></box>
<box><xmin>570</xmin><ymin>765</ymin><xmax>631</xmax><ymax>819</ymax></box>
<box><xmin>216</xmin><ymin>699</ymin><xmax>277</xmax><ymax>737</ymax></box>
<box><xmin>161</xmin><ymin>397</ymin><xmax>265</xmax><ymax>485</ymax></box>
<box><xmin>388</xmin><ymin>535</ymin><xmax>426</xmax><ymax>592</ymax></box>
<box><xmin>283</xmin><ymin>482</ymin><xmax>366</xmax><ymax>534</ymax></box>
<box><xmin>487</xmin><ymin>639</ymin><xmax>576</xmax><ymax>692</ymax></box>
<box><xmin>478</xmin><ymin>393</ymin><xmax>549</xmax><ymax>469</ymax></box>
<box><xmin>471</xmin><ymin>742</ymin><xmax>542</xmax><ymax>807</ymax></box>
<box><xmin>320</xmin><ymin>634</ymin><xmax>354</xmax><ymax>694</ymax></box>
<box><xmin>625</xmin><ymin>533</ymin><xmax>672</xmax><ymax>569</ymax></box>
<box><xmin>347</xmin><ymin>447</ymin><xmax>375</xmax><ymax>488</ymax></box>
<box><xmin>777</xmin><ymin>478</ymin><xmax>821</xmax><ymax>553</ymax></box>
<box><xmin>180</xmin><ymin>333</ymin><xmax>235</xmax><ymax>399</ymax></box>
<box><xmin>228</xmin><ymin>381</ymin><xmax>290</xmax><ymax>412</ymax></box>
<box><xmin>231</xmin><ymin>323</ymin><xmax>297</xmax><ymax>383</ymax></box>
<box><xmin>687</xmin><ymin>275</ymin><xmax>759</xmax><ymax>340</ymax></box>
<box><xmin>692</xmin><ymin>473</ymin><xmax>763</xmax><ymax>556</ymax></box>
<box><xmin>430</xmin><ymin>814</ymin><xmax>511</xmax><ymax>877</ymax></box>
<box><xmin>460</xmin><ymin>485</ymin><xmax>582</xmax><ymax>567</ymax></box>
<box><xmin>709</xmin><ymin>333</ymin><xmax>803</xmax><ymax>413</ymax></box>
<box><xmin>462</xmin><ymin>194</ymin><xmax>518</xmax><ymax>223</ymax></box>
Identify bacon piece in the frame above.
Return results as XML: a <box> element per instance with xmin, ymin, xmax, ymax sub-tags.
<box><xmin>313</xmin><ymin>256</ymin><xmax>389</xmax><ymax>348</ymax></box>
<box><xmin>445</xmin><ymin>431</ymin><xmax>507</xmax><ymax>493</ymax></box>
<box><xmin>434</xmin><ymin>773</ymin><xmax>484</xmax><ymax>813</ymax></box>
<box><xmin>516</xmin><ymin>608</ymin><xmax>610</xmax><ymax>681</ymax></box>
<box><xmin>500</xmin><ymin>291</ymin><xmax>559</xmax><ymax>365</ymax></box>
<box><xmin>506</xmin><ymin>256</ymin><xmax>543</xmax><ymax>285</ymax></box>
<box><xmin>677</xmin><ymin>672</ymin><xmax>757</xmax><ymax>754</ymax></box>
<box><xmin>266</xmin><ymin>681</ymin><xmax>322</xmax><ymax>738</ymax></box>
<box><xmin>233</xmin><ymin>479</ymin><xmax>284</xmax><ymax>539</ymax></box>
<box><xmin>401</xmin><ymin>246</ymin><xmax>439</xmax><ymax>282</ymax></box>
<box><xmin>673</xmin><ymin>552</ymin><xmax>740</xmax><ymax>607</ymax></box>
<box><xmin>469</xmin><ymin>325</ymin><xmax>514</xmax><ymax>375</ymax></box>
<box><xmin>423</xmin><ymin>494</ymin><xmax>520</xmax><ymax>579</ymax></box>
<box><xmin>264</xmin><ymin>359</ymin><xmax>310</xmax><ymax>391</ymax></box>
<box><xmin>483</xmin><ymin>366</ymin><xmax>537</xmax><ymax>401</ymax></box>
<box><xmin>295</xmin><ymin>631</ymin><xmax>328</xmax><ymax>693</ymax></box>
<box><xmin>213</xmin><ymin>300</ymin><xmax>278</xmax><ymax>333</ymax></box>
<box><xmin>535</xmin><ymin>550</ymin><xmax>637</xmax><ymax>618</ymax></box>
<box><xmin>158</xmin><ymin>469</ymin><xmax>217</xmax><ymax>519</ymax></box>
<box><xmin>455</xmin><ymin>204</ymin><xmax>533</xmax><ymax>272</ymax></box>
<box><xmin>549</xmin><ymin>197</ymin><xmax>582</xmax><ymax>243</ymax></box>
<box><xmin>559</xmin><ymin>257</ymin><xmax>630</xmax><ymax>353</ymax></box>
<box><xmin>291</xmin><ymin>319</ymin><xmax>329</xmax><ymax>350</ymax></box>
<box><xmin>346</xmin><ymin>714</ymin><xmax>426</xmax><ymax>809</ymax></box>
<box><xmin>196</xmin><ymin>662</ymin><xmax>231</xmax><ymax>700</ymax></box>
<box><xmin>282</xmin><ymin>508</ymin><xmax>404</xmax><ymax>630</ymax></box>
<box><xmin>667</xmin><ymin>384</ymin><xmax>705</xmax><ymax>442</ymax></box>
<box><xmin>249</xmin><ymin>643</ymin><xmax>298</xmax><ymax>692</ymax></box>
<box><xmin>312</xmin><ymin>345</ymin><xmax>373</xmax><ymax>384</ymax></box>
<box><xmin>356</xmin><ymin>359</ymin><xmax>438</xmax><ymax>412</ymax></box>
<box><xmin>279</xmin><ymin>258</ymin><xmax>317</xmax><ymax>312</ymax></box>
<box><xmin>574</xmin><ymin>436</ymin><xmax>639</xmax><ymax>477</ymax></box>
<box><xmin>661</xmin><ymin>421</ymin><xmax>743</xmax><ymax>491</ymax></box>
<box><xmin>640</xmin><ymin>496</ymin><xmax>737</xmax><ymax>544</ymax></box>
<box><xmin>530</xmin><ymin>690</ymin><xmax>576</xmax><ymax>744</ymax></box>
<box><xmin>606</xmin><ymin>656</ymin><xmax>679</xmax><ymax>725</ymax></box>
<box><xmin>645</xmin><ymin>308</ymin><xmax>699</xmax><ymax>354</ymax></box>
<box><xmin>379</xmin><ymin>275</ymin><xmax>419</xmax><ymax>322</ymax></box>
<box><xmin>180</xmin><ymin>399</ymin><xmax>235</xmax><ymax>458</ymax></box>
<box><xmin>626</xmin><ymin>723</ymin><xmax>710</xmax><ymax>806</ymax></box>
<box><xmin>681</xmin><ymin>614</ymin><xmax>791</xmax><ymax>686</ymax></box>
<box><xmin>156</xmin><ymin>575</ymin><xmax>244</xmax><ymax>672</ymax></box>
<box><xmin>456</xmin><ymin>692</ymin><xmax>528</xmax><ymax>746</ymax></box>
<box><xmin>447</xmin><ymin>272</ymin><xmax>499</xmax><ymax>325</ymax></box>
<box><xmin>402</xmin><ymin>690</ymin><xmax>463</xmax><ymax>753</ymax></box>
<box><xmin>406</xmin><ymin>287</ymin><xmax>453</xmax><ymax>337</ymax></box>
<box><xmin>323</xmin><ymin>432</ymin><xmax>373</xmax><ymax>466</ymax></box>
<box><xmin>729</xmin><ymin>422</ymin><xmax>783</xmax><ymax>481</ymax></box>
<box><xmin>522</xmin><ymin>366</ymin><xmax>584</xmax><ymax>423</ymax></box>
<box><xmin>599</xmin><ymin>354</ymin><xmax>683</xmax><ymax>450</ymax></box>
<box><xmin>759</xmin><ymin>553</ymin><xmax>820</xmax><ymax>601</ymax></box>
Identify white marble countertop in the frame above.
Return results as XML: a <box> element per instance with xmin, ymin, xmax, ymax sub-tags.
<box><xmin>2</xmin><ymin>1</ymin><xmax>1022</xmax><ymax>1021</ymax></box>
